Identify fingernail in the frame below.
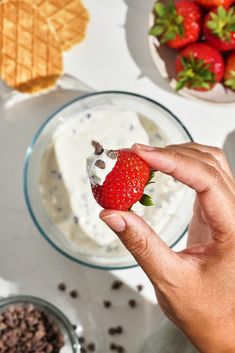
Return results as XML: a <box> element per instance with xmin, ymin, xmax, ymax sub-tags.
<box><xmin>101</xmin><ymin>214</ymin><xmax>126</xmax><ymax>233</ymax></box>
<box><xmin>133</xmin><ymin>143</ymin><xmax>156</xmax><ymax>151</ymax></box>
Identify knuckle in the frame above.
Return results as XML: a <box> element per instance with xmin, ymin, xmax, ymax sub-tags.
<box><xmin>205</xmin><ymin>152</ymin><xmax>220</xmax><ymax>168</ymax></box>
<box><xmin>207</xmin><ymin>165</ymin><xmax>224</xmax><ymax>186</ymax></box>
<box><xmin>169</xmin><ymin>149</ymin><xmax>180</xmax><ymax>162</ymax></box>
<box><xmin>211</xmin><ymin>147</ymin><xmax>225</xmax><ymax>163</ymax></box>
<box><xmin>125</xmin><ymin>234</ymin><xmax>149</xmax><ymax>257</ymax></box>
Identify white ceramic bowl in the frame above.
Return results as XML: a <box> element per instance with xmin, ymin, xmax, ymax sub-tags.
<box><xmin>24</xmin><ymin>91</ymin><xmax>194</xmax><ymax>270</ymax></box>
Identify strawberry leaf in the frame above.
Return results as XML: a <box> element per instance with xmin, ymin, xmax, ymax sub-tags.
<box><xmin>207</xmin><ymin>6</ymin><xmax>235</xmax><ymax>42</ymax></box>
<box><xmin>149</xmin><ymin>0</ymin><xmax>184</xmax><ymax>43</ymax></box>
<box><xmin>176</xmin><ymin>54</ymin><xmax>215</xmax><ymax>91</ymax></box>
<box><xmin>147</xmin><ymin>171</ymin><xmax>156</xmax><ymax>185</ymax></box>
<box><xmin>139</xmin><ymin>194</ymin><xmax>154</xmax><ymax>206</ymax></box>
<box><xmin>149</xmin><ymin>171</ymin><xmax>155</xmax><ymax>182</ymax></box>
<box><xmin>149</xmin><ymin>25</ymin><xmax>165</xmax><ymax>36</ymax></box>
<box><xmin>154</xmin><ymin>3</ymin><xmax>166</xmax><ymax>17</ymax></box>
<box><xmin>225</xmin><ymin>70</ymin><xmax>235</xmax><ymax>89</ymax></box>
<box><xmin>218</xmin><ymin>5</ymin><xmax>227</xmax><ymax>19</ymax></box>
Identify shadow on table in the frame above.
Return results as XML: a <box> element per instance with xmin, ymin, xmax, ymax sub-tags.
<box><xmin>123</xmin><ymin>0</ymin><xmax>173</xmax><ymax>93</ymax></box>
<box><xmin>0</xmin><ymin>235</ymin><xmax>162</xmax><ymax>353</ymax></box>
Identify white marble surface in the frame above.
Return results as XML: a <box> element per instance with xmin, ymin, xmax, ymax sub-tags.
<box><xmin>0</xmin><ymin>0</ymin><xmax>235</xmax><ymax>352</ymax></box>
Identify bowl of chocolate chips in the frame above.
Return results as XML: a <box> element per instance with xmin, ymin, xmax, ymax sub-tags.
<box><xmin>0</xmin><ymin>295</ymin><xmax>80</xmax><ymax>353</ymax></box>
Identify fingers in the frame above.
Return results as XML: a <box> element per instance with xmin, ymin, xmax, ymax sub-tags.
<box><xmin>100</xmin><ymin>209</ymin><xmax>180</xmax><ymax>283</ymax></box>
<box><xmin>168</xmin><ymin>143</ymin><xmax>235</xmax><ymax>182</ymax></box>
<box><xmin>132</xmin><ymin>143</ymin><xmax>235</xmax><ymax>241</ymax></box>
<box><xmin>166</xmin><ymin>145</ymin><xmax>235</xmax><ymax>195</ymax></box>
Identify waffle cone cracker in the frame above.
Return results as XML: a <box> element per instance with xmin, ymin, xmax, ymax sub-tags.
<box><xmin>33</xmin><ymin>0</ymin><xmax>89</xmax><ymax>51</ymax></box>
<box><xmin>0</xmin><ymin>0</ymin><xmax>63</xmax><ymax>93</ymax></box>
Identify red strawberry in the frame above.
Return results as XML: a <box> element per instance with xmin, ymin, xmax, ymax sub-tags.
<box><xmin>176</xmin><ymin>43</ymin><xmax>224</xmax><ymax>91</ymax></box>
<box><xmin>149</xmin><ymin>0</ymin><xmax>201</xmax><ymax>49</ymax></box>
<box><xmin>87</xmin><ymin>147</ymin><xmax>153</xmax><ymax>211</ymax></box>
<box><xmin>195</xmin><ymin>0</ymin><xmax>234</xmax><ymax>9</ymax></box>
<box><xmin>204</xmin><ymin>6</ymin><xmax>235</xmax><ymax>51</ymax></box>
<box><xmin>224</xmin><ymin>51</ymin><xmax>235</xmax><ymax>89</ymax></box>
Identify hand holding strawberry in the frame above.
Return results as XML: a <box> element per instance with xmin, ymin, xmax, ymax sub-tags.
<box><xmin>87</xmin><ymin>144</ymin><xmax>153</xmax><ymax>211</ymax></box>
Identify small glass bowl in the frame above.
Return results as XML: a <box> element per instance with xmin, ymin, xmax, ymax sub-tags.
<box><xmin>0</xmin><ymin>295</ymin><xmax>80</xmax><ymax>352</ymax></box>
<box><xmin>24</xmin><ymin>91</ymin><xmax>194</xmax><ymax>270</ymax></box>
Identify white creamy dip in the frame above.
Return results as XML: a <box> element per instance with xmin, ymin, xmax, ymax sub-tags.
<box><xmin>39</xmin><ymin>107</ymin><xmax>185</xmax><ymax>257</ymax></box>
<box><xmin>86</xmin><ymin>148</ymin><xmax>117</xmax><ymax>186</ymax></box>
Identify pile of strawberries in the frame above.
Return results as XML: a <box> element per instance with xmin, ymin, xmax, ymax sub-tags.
<box><xmin>149</xmin><ymin>0</ymin><xmax>235</xmax><ymax>92</ymax></box>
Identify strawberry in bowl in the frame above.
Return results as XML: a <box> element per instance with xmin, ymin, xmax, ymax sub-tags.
<box><xmin>224</xmin><ymin>51</ymin><xmax>235</xmax><ymax>89</ymax></box>
<box><xmin>149</xmin><ymin>0</ymin><xmax>201</xmax><ymax>49</ymax></box>
<box><xmin>87</xmin><ymin>142</ymin><xmax>154</xmax><ymax>211</ymax></box>
<box><xmin>175</xmin><ymin>43</ymin><xmax>224</xmax><ymax>91</ymax></box>
<box><xmin>204</xmin><ymin>6</ymin><xmax>235</xmax><ymax>52</ymax></box>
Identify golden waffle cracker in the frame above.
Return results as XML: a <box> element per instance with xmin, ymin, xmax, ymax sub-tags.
<box><xmin>0</xmin><ymin>0</ymin><xmax>63</xmax><ymax>93</ymax></box>
<box><xmin>33</xmin><ymin>0</ymin><xmax>89</xmax><ymax>51</ymax></box>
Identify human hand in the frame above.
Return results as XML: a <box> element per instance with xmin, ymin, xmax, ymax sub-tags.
<box><xmin>100</xmin><ymin>143</ymin><xmax>235</xmax><ymax>353</ymax></box>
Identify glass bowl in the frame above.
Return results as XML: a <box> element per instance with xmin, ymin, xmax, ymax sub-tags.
<box><xmin>24</xmin><ymin>91</ymin><xmax>194</xmax><ymax>270</ymax></box>
<box><xmin>0</xmin><ymin>295</ymin><xmax>80</xmax><ymax>353</ymax></box>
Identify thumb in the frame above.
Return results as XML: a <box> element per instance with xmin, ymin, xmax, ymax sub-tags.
<box><xmin>100</xmin><ymin>210</ymin><xmax>180</xmax><ymax>282</ymax></box>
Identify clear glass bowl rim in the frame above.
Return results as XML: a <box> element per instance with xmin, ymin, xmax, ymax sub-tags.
<box><xmin>0</xmin><ymin>295</ymin><xmax>80</xmax><ymax>352</ymax></box>
<box><xmin>23</xmin><ymin>90</ymin><xmax>194</xmax><ymax>271</ymax></box>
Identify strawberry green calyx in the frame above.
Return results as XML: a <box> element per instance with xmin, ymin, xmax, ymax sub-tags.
<box><xmin>149</xmin><ymin>1</ymin><xmax>184</xmax><ymax>43</ymax></box>
<box><xmin>139</xmin><ymin>194</ymin><xmax>154</xmax><ymax>206</ymax></box>
<box><xmin>139</xmin><ymin>171</ymin><xmax>155</xmax><ymax>207</ymax></box>
<box><xmin>147</xmin><ymin>171</ymin><xmax>155</xmax><ymax>184</ymax></box>
<box><xmin>225</xmin><ymin>71</ymin><xmax>235</xmax><ymax>89</ymax></box>
<box><xmin>176</xmin><ymin>55</ymin><xmax>215</xmax><ymax>91</ymax></box>
<box><xmin>207</xmin><ymin>6</ymin><xmax>235</xmax><ymax>42</ymax></box>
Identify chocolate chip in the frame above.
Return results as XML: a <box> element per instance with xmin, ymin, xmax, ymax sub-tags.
<box><xmin>107</xmin><ymin>150</ymin><xmax>118</xmax><ymax>160</ymax></box>
<box><xmin>74</xmin><ymin>216</ymin><xmax>79</xmax><ymax>224</ymax></box>
<box><xmin>115</xmin><ymin>326</ymin><xmax>123</xmax><ymax>334</ymax></box>
<box><xmin>95</xmin><ymin>159</ymin><xmax>105</xmax><ymax>169</ymax></box>
<box><xmin>81</xmin><ymin>348</ymin><xmax>87</xmax><ymax>353</ymax></box>
<box><xmin>78</xmin><ymin>336</ymin><xmax>85</xmax><ymax>344</ymax></box>
<box><xmin>128</xmin><ymin>299</ymin><xmax>137</xmax><ymax>308</ymax></box>
<box><xmin>69</xmin><ymin>290</ymin><xmax>79</xmax><ymax>298</ymax></box>
<box><xmin>116</xmin><ymin>345</ymin><xmax>125</xmax><ymax>353</ymax></box>
<box><xmin>111</xmin><ymin>281</ymin><xmax>123</xmax><ymax>290</ymax></box>
<box><xmin>103</xmin><ymin>300</ymin><xmax>112</xmax><ymax>308</ymax></box>
<box><xmin>87</xmin><ymin>342</ymin><xmax>95</xmax><ymax>351</ymax></box>
<box><xmin>58</xmin><ymin>283</ymin><xmax>66</xmax><ymax>291</ymax></box>
<box><xmin>108</xmin><ymin>327</ymin><xmax>116</xmax><ymax>335</ymax></box>
<box><xmin>110</xmin><ymin>343</ymin><xmax>117</xmax><ymax>350</ymax></box>
<box><xmin>137</xmin><ymin>284</ymin><xmax>144</xmax><ymax>292</ymax></box>
<box><xmin>91</xmin><ymin>141</ymin><xmax>104</xmax><ymax>155</ymax></box>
